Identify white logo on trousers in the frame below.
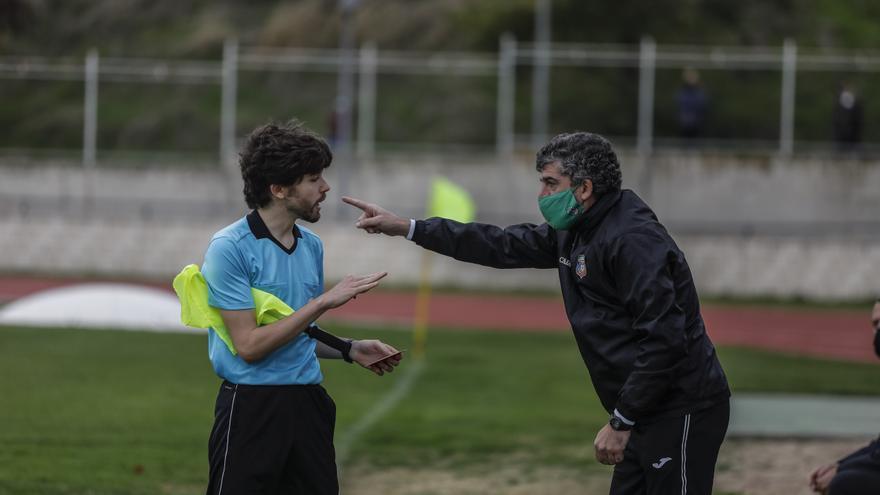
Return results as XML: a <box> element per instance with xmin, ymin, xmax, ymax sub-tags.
<box><xmin>652</xmin><ymin>457</ymin><xmax>673</xmax><ymax>469</ymax></box>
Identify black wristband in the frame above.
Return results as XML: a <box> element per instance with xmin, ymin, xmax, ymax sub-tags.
<box><xmin>306</xmin><ymin>325</ymin><xmax>354</xmax><ymax>363</ymax></box>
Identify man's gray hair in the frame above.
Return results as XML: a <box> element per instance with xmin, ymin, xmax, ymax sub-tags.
<box><xmin>535</xmin><ymin>132</ymin><xmax>623</xmax><ymax>195</ymax></box>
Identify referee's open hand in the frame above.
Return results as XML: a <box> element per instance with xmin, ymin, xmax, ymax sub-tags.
<box><xmin>318</xmin><ymin>272</ymin><xmax>387</xmax><ymax>310</ymax></box>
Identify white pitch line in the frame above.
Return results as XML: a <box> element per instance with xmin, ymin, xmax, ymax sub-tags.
<box><xmin>335</xmin><ymin>358</ymin><xmax>426</xmax><ymax>474</ymax></box>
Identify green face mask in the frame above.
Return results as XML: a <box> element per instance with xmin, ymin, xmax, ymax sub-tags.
<box><xmin>538</xmin><ymin>187</ymin><xmax>586</xmax><ymax>230</ymax></box>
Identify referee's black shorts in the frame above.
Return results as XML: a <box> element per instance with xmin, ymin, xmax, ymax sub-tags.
<box><xmin>206</xmin><ymin>380</ymin><xmax>338</xmax><ymax>495</ymax></box>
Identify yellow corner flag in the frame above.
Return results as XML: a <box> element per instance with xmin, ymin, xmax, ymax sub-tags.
<box><xmin>428</xmin><ymin>177</ymin><xmax>475</xmax><ymax>223</ymax></box>
<box><xmin>414</xmin><ymin>177</ymin><xmax>476</xmax><ymax>359</ymax></box>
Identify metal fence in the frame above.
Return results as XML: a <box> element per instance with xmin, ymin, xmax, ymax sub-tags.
<box><xmin>4</xmin><ymin>36</ymin><xmax>880</xmax><ymax>171</ymax></box>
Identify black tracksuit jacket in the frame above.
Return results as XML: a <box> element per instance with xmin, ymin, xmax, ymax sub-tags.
<box><xmin>412</xmin><ymin>189</ymin><xmax>730</xmax><ymax>423</ymax></box>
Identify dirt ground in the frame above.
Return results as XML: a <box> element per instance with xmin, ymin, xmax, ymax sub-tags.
<box><xmin>341</xmin><ymin>437</ymin><xmax>874</xmax><ymax>495</ymax></box>
<box><xmin>714</xmin><ymin>437</ymin><xmax>873</xmax><ymax>495</ymax></box>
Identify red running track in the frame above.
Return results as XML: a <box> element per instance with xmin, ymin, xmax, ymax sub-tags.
<box><xmin>333</xmin><ymin>292</ymin><xmax>878</xmax><ymax>363</ymax></box>
<box><xmin>0</xmin><ymin>276</ymin><xmax>876</xmax><ymax>363</ymax></box>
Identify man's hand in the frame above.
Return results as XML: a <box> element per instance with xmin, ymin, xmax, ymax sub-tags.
<box><xmin>317</xmin><ymin>272</ymin><xmax>387</xmax><ymax>310</ymax></box>
<box><xmin>593</xmin><ymin>423</ymin><xmax>631</xmax><ymax>465</ymax></box>
<box><xmin>809</xmin><ymin>462</ymin><xmax>838</xmax><ymax>494</ymax></box>
<box><xmin>350</xmin><ymin>339</ymin><xmax>403</xmax><ymax>376</ymax></box>
<box><xmin>342</xmin><ymin>196</ymin><xmax>410</xmax><ymax>236</ymax></box>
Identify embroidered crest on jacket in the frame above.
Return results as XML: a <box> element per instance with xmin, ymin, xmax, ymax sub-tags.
<box><xmin>575</xmin><ymin>254</ymin><xmax>587</xmax><ymax>279</ymax></box>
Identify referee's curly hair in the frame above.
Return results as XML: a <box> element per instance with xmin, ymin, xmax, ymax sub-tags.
<box><xmin>239</xmin><ymin>120</ymin><xmax>333</xmax><ymax>209</ymax></box>
<box><xmin>535</xmin><ymin>132</ymin><xmax>622</xmax><ymax>196</ymax></box>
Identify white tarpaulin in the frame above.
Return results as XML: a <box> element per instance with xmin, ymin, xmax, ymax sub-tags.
<box><xmin>0</xmin><ymin>283</ymin><xmax>195</xmax><ymax>332</ymax></box>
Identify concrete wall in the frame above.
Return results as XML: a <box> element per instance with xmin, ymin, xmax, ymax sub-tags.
<box><xmin>1</xmin><ymin>150</ymin><xmax>878</xmax><ymax>300</ymax></box>
<box><xmin>643</xmin><ymin>152</ymin><xmax>880</xmax><ymax>235</ymax></box>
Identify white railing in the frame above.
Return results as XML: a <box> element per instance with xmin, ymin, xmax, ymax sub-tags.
<box><xmin>4</xmin><ymin>38</ymin><xmax>880</xmax><ymax>169</ymax></box>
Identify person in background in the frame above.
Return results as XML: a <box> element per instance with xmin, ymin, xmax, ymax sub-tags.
<box><xmin>833</xmin><ymin>81</ymin><xmax>864</xmax><ymax>153</ymax></box>
<box><xmin>676</xmin><ymin>67</ymin><xmax>709</xmax><ymax>141</ymax></box>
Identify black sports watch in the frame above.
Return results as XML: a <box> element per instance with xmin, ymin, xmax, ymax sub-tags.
<box><xmin>609</xmin><ymin>416</ymin><xmax>632</xmax><ymax>432</ymax></box>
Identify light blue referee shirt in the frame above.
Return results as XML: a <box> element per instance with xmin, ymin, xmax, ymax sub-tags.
<box><xmin>201</xmin><ymin>210</ymin><xmax>324</xmax><ymax>385</ymax></box>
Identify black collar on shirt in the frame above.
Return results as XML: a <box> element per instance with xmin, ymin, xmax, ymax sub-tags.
<box><xmin>572</xmin><ymin>189</ymin><xmax>623</xmax><ymax>236</ymax></box>
<box><xmin>246</xmin><ymin>210</ymin><xmax>302</xmax><ymax>255</ymax></box>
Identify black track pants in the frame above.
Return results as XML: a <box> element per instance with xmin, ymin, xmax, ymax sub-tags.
<box><xmin>610</xmin><ymin>400</ymin><xmax>730</xmax><ymax>495</ymax></box>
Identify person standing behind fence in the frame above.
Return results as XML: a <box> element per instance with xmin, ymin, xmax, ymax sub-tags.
<box><xmin>676</xmin><ymin>67</ymin><xmax>709</xmax><ymax>141</ymax></box>
<box><xmin>833</xmin><ymin>81</ymin><xmax>864</xmax><ymax>152</ymax></box>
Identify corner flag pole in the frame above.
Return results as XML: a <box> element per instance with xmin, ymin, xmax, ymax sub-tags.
<box><xmin>412</xmin><ymin>251</ymin><xmax>433</xmax><ymax>358</ymax></box>
<box><xmin>412</xmin><ymin>177</ymin><xmax>475</xmax><ymax>359</ymax></box>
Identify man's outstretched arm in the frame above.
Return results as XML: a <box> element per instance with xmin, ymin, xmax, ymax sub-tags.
<box><xmin>342</xmin><ymin>196</ymin><xmax>558</xmax><ymax>269</ymax></box>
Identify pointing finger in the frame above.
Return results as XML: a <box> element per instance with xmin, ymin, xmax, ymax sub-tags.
<box><xmin>342</xmin><ymin>196</ymin><xmax>370</xmax><ymax>211</ymax></box>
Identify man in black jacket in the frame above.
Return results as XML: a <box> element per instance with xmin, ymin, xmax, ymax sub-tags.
<box><xmin>343</xmin><ymin>132</ymin><xmax>731</xmax><ymax>494</ymax></box>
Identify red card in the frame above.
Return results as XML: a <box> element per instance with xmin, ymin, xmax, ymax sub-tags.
<box><xmin>365</xmin><ymin>350</ymin><xmax>405</xmax><ymax>367</ymax></box>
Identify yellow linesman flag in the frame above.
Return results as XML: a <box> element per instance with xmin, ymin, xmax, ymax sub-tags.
<box><xmin>428</xmin><ymin>177</ymin><xmax>476</xmax><ymax>222</ymax></box>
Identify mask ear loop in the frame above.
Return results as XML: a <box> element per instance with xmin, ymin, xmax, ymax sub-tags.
<box><xmin>572</xmin><ymin>179</ymin><xmax>591</xmax><ymax>205</ymax></box>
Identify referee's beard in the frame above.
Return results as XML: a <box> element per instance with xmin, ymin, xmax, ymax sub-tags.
<box><xmin>287</xmin><ymin>201</ymin><xmax>322</xmax><ymax>223</ymax></box>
